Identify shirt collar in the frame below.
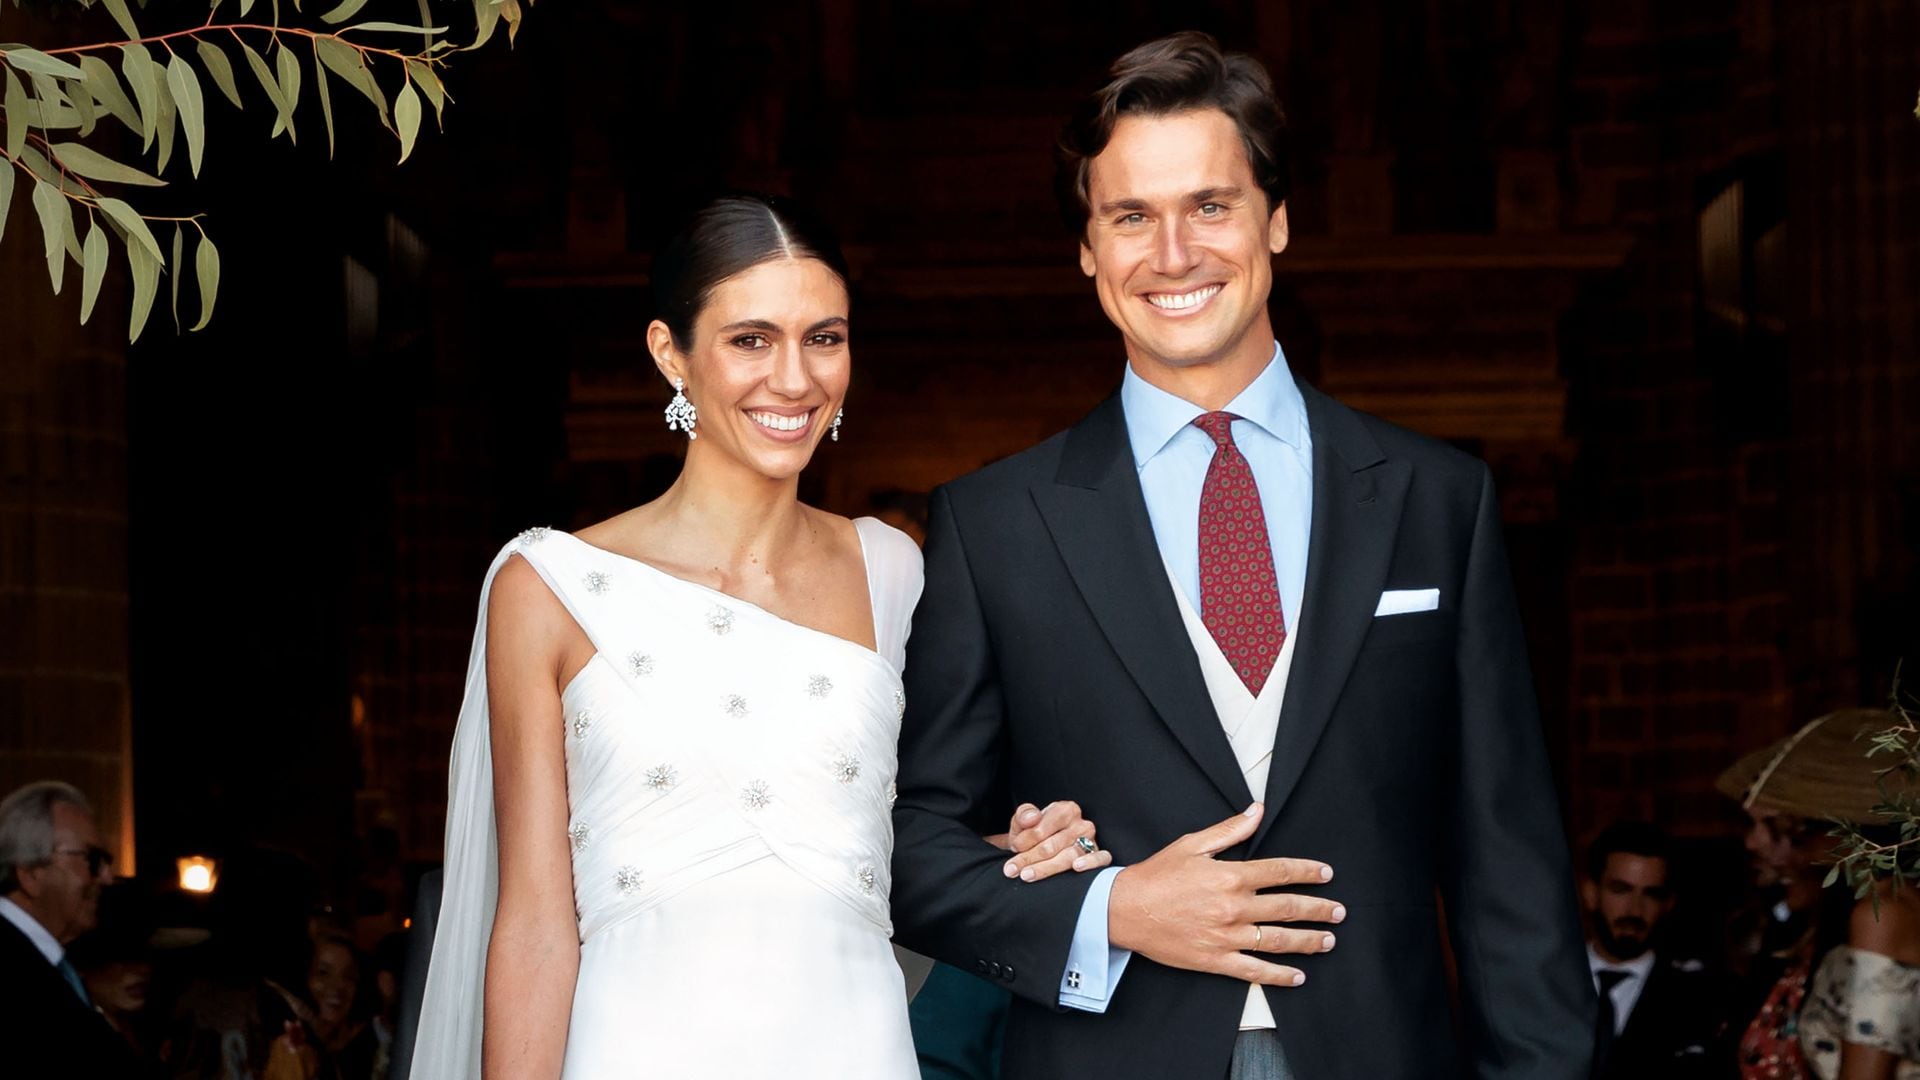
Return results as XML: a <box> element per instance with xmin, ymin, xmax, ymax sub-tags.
<box><xmin>0</xmin><ymin>896</ymin><xmax>63</xmax><ymax>966</ymax></box>
<box><xmin>1120</xmin><ymin>341</ymin><xmax>1307</xmax><ymax>468</ymax></box>
<box><xmin>1586</xmin><ymin>942</ymin><xmax>1656</xmax><ymax>982</ymax></box>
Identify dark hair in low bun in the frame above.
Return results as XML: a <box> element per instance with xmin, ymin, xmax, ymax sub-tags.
<box><xmin>651</xmin><ymin>194</ymin><xmax>852</xmax><ymax>350</ymax></box>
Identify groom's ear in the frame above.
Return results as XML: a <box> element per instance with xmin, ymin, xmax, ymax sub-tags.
<box><xmin>1078</xmin><ymin>241</ymin><xmax>1096</xmax><ymax>278</ymax></box>
<box><xmin>1268</xmin><ymin>201</ymin><xmax>1289</xmax><ymax>256</ymax></box>
<box><xmin>646</xmin><ymin>320</ymin><xmax>685</xmax><ymax>385</ymax></box>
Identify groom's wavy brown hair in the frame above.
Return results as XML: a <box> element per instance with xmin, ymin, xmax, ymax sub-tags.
<box><xmin>1054</xmin><ymin>31</ymin><xmax>1291</xmax><ymax>238</ymax></box>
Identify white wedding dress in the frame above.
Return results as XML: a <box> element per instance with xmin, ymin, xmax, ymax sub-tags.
<box><xmin>411</xmin><ymin>518</ymin><xmax>924</xmax><ymax>1079</ymax></box>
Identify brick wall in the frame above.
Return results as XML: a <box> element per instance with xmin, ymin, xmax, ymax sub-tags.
<box><xmin>0</xmin><ymin>4</ymin><xmax>135</xmax><ymax>870</ymax></box>
<box><xmin>1559</xmin><ymin>0</ymin><xmax>1797</xmax><ymax>839</ymax></box>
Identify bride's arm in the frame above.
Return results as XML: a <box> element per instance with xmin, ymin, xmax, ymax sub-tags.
<box><xmin>481</xmin><ymin>556</ymin><xmax>581</xmax><ymax>1080</ymax></box>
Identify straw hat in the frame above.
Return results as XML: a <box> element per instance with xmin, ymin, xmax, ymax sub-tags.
<box><xmin>1715</xmin><ymin>708</ymin><xmax>1912</xmax><ymax>824</ymax></box>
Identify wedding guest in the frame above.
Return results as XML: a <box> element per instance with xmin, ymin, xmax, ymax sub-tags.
<box><xmin>163</xmin><ymin>846</ymin><xmax>321</xmax><ymax>1079</ymax></box>
<box><xmin>0</xmin><ymin>780</ymin><xmax>151</xmax><ymax>1078</ymax></box>
<box><xmin>1582</xmin><ymin>821</ymin><xmax>1726</xmax><ymax>1078</ymax></box>
<box><xmin>1717</xmin><ymin>708</ymin><xmax>1920</xmax><ymax>1079</ymax></box>
<box><xmin>70</xmin><ymin>918</ymin><xmax>160</xmax><ymax>1056</ymax></box>
<box><xmin>262</xmin><ymin>928</ymin><xmax>384</xmax><ymax>1080</ymax></box>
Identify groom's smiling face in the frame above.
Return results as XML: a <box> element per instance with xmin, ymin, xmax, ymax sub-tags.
<box><xmin>1079</xmin><ymin>108</ymin><xmax>1289</xmax><ymax>377</ymax></box>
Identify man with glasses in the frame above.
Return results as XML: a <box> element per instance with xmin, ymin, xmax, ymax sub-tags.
<box><xmin>0</xmin><ymin>779</ymin><xmax>148</xmax><ymax>1077</ymax></box>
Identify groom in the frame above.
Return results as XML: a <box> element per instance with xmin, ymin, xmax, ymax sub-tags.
<box><xmin>891</xmin><ymin>31</ymin><xmax>1593</xmax><ymax>1080</ymax></box>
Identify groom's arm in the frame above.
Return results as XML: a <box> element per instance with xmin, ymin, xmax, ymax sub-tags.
<box><xmin>1444</xmin><ymin>464</ymin><xmax>1596</xmax><ymax>1078</ymax></box>
<box><xmin>890</xmin><ymin>483</ymin><xmax>1102</xmax><ymax>1010</ymax></box>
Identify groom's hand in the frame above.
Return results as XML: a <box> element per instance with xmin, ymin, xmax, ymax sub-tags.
<box><xmin>1107</xmin><ymin>803</ymin><xmax>1344</xmax><ymax>987</ymax></box>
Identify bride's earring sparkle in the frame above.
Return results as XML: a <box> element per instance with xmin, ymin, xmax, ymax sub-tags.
<box><xmin>665</xmin><ymin>377</ymin><xmax>698</xmax><ymax>440</ymax></box>
<box><xmin>830</xmin><ymin>407</ymin><xmax>844</xmax><ymax>442</ymax></box>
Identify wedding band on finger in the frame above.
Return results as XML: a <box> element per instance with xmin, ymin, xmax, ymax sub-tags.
<box><xmin>1253</xmin><ymin>924</ymin><xmax>1264</xmax><ymax>951</ymax></box>
<box><xmin>1074</xmin><ymin>836</ymin><xmax>1098</xmax><ymax>856</ymax></box>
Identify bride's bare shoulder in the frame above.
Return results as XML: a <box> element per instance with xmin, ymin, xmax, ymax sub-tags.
<box><xmin>573</xmin><ymin>503</ymin><xmax>656</xmax><ymax>553</ymax></box>
<box><xmin>800</xmin><ymin>503</ymin><xmax>860</xmax><ymax>544</ymax></box>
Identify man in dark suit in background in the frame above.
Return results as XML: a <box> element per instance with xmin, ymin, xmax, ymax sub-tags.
<box><xmin>0</xmin><ymin>780</ymin><xmax>150</xmax><ymax>1078</ymax></box>
<box><xmin>891</xmin><ymin>30</ymin><xmax>1593</xmax><ymax>1080</ymax></box>
<box><xmin>1583</xmin><ymin>822</ymin><xmax>1727</xmax><ymax>1079</ymax></box>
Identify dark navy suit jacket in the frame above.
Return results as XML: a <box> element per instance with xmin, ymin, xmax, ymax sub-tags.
<box><xmin>891</xmin><ymin>384</ymin><xmax>1594</xmax><ymax>1079</ymax></box>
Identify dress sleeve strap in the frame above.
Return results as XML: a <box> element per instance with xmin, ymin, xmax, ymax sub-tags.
<box><xmin>853</xmin><ymin>517</ymin><xmax>926</xmax><ymax>674</ymax></box>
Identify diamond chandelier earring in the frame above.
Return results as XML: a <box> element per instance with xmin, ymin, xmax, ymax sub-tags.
<box><xmin>664</xmin><ymin>377</ymin><xmax>697</xmax><ymax>440</ymax></box>
<box><xmin>830</xmin><ymin>407</ymin><xmax>844</xmax><ymax>442</ymax></box>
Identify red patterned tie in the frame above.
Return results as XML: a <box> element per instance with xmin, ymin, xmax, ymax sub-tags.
<box><xmin>1194</xmin><ymin>411</ymin><xmax>1286</xmax><ymax>695</ymax></box>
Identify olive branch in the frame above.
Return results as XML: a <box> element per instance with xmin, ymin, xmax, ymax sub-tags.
<box><xmin>0</xmin><ymin>0</ymin><xmax>529</xmax><ymax>341</ymax></box>
<box><xmin>1825</xmin><ymin>674</ymin><xmax>1920</xmax><ymax>900</ymax></box>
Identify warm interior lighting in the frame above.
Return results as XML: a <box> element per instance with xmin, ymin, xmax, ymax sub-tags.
<box><xmin>1699</xmin><ymin>181</ymin><xmax>1744</xmax><ymax>327</ymax></box>
<box><xmin>403</xmin><ymin>918</ymin><xmax>412</xmax><ymax>929</ymax></box>
<box><xmin>177</xmin><ymin>856</ymin><xmax>218</xmax><ymax>894</ymax></box>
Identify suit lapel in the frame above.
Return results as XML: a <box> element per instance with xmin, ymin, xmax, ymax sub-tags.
<box><xmin>1612</xmin><ymin>962</ymin><xmax>1667</xmax><ymax>1059</ymax></box>
<box><xmin>1032</xmin><ymin>396</ymin><xmax>1254</xmax><ymax>809</ymax></box>
<box><xmin>0</xmin><ymin>917</ymin><xmax>93</xmax><ymax>1017</ymax></box>
<box><xmin>1254</xmin><ymin>384</ymin><xmax>1410</xmax><ymax>848</ymax></box>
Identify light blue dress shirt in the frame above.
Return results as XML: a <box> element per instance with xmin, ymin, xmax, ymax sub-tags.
<box><xmin>1058</xmin><ymin>342</ymin><xmax>1314</xmax><ymax>1012</ymax></box>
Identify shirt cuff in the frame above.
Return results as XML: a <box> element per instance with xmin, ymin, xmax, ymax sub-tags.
<box><xmin>1058</xmin><ymin>866</ymin><xmax>1133</xmax><ymax>1013</ymax></box>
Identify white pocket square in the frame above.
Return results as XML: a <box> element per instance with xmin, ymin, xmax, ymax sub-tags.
<box><xmin>1374</xmin><ymin>588</ymin><xmax>1440</xmax><ymax>616</ymax></box>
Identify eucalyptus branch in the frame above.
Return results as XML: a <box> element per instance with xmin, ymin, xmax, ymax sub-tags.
<box><xmin>2</xmin><ymin>134</ymin><xmax>102</xmax><ymax>200</ymax></box>
<box><xmin>0</xmin><ymin>0</ymin><xmax>525</xmax><ymax>342</ymax></box>
<box><xmin>20</xmin><ymin>24</ymin><xmax>451</xmax><ymax>69</ymax></box>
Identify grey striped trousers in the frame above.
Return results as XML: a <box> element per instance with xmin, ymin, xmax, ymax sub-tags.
<box><xmin>1229</xmin><ymin>1030</ymin><xmax>1295</xmax><ymax>1080</ymax></box>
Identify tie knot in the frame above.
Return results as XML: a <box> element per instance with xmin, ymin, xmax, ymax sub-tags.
<box><xmin>1193</xmin><ymin>411</ymin><xmax>1241</xmax><ymax>447</ymax></box>
<box><xmin>1596</xmin><ymin>968</ymin><xmax>1631</xmax><ymax>992</ymax></box>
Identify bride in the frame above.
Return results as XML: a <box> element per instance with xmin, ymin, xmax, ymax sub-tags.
<box><xmin>409</xmin><ymin>194</ymin><xmax>1109</xmax><ymax>1079</ymax></box>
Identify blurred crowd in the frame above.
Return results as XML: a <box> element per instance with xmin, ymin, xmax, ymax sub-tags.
<box><xmin>1</xmin><ymin>707</ymin><xmax>1915</xmax><ymax>1080</ymax></box>
<box><xmin>0</xmin><ymin>781</ymin><xmax>413</xmax><ymax>1080</ymax></box>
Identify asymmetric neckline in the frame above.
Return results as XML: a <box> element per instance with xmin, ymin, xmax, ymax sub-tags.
<box><xmin>554</xmin><ymin>518</ymin><xmax>886</xmax><ymax>662</ymax></box>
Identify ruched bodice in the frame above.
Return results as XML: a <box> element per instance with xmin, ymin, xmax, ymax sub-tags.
<box><xmin>525</xmin><ymin>529</ymin><xmax>909</xmax><ymax>933</ymax></box>
<box><xmin>412</xmin><ymin>517</ymin><xmax>924</xmax><ymax>1080</ymax></box>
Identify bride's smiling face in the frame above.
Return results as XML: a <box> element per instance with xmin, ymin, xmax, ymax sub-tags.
<box><xmin>655</xmin><ymin>256</ymin><xmax>850</xmax><ymax>482</ymax></box>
